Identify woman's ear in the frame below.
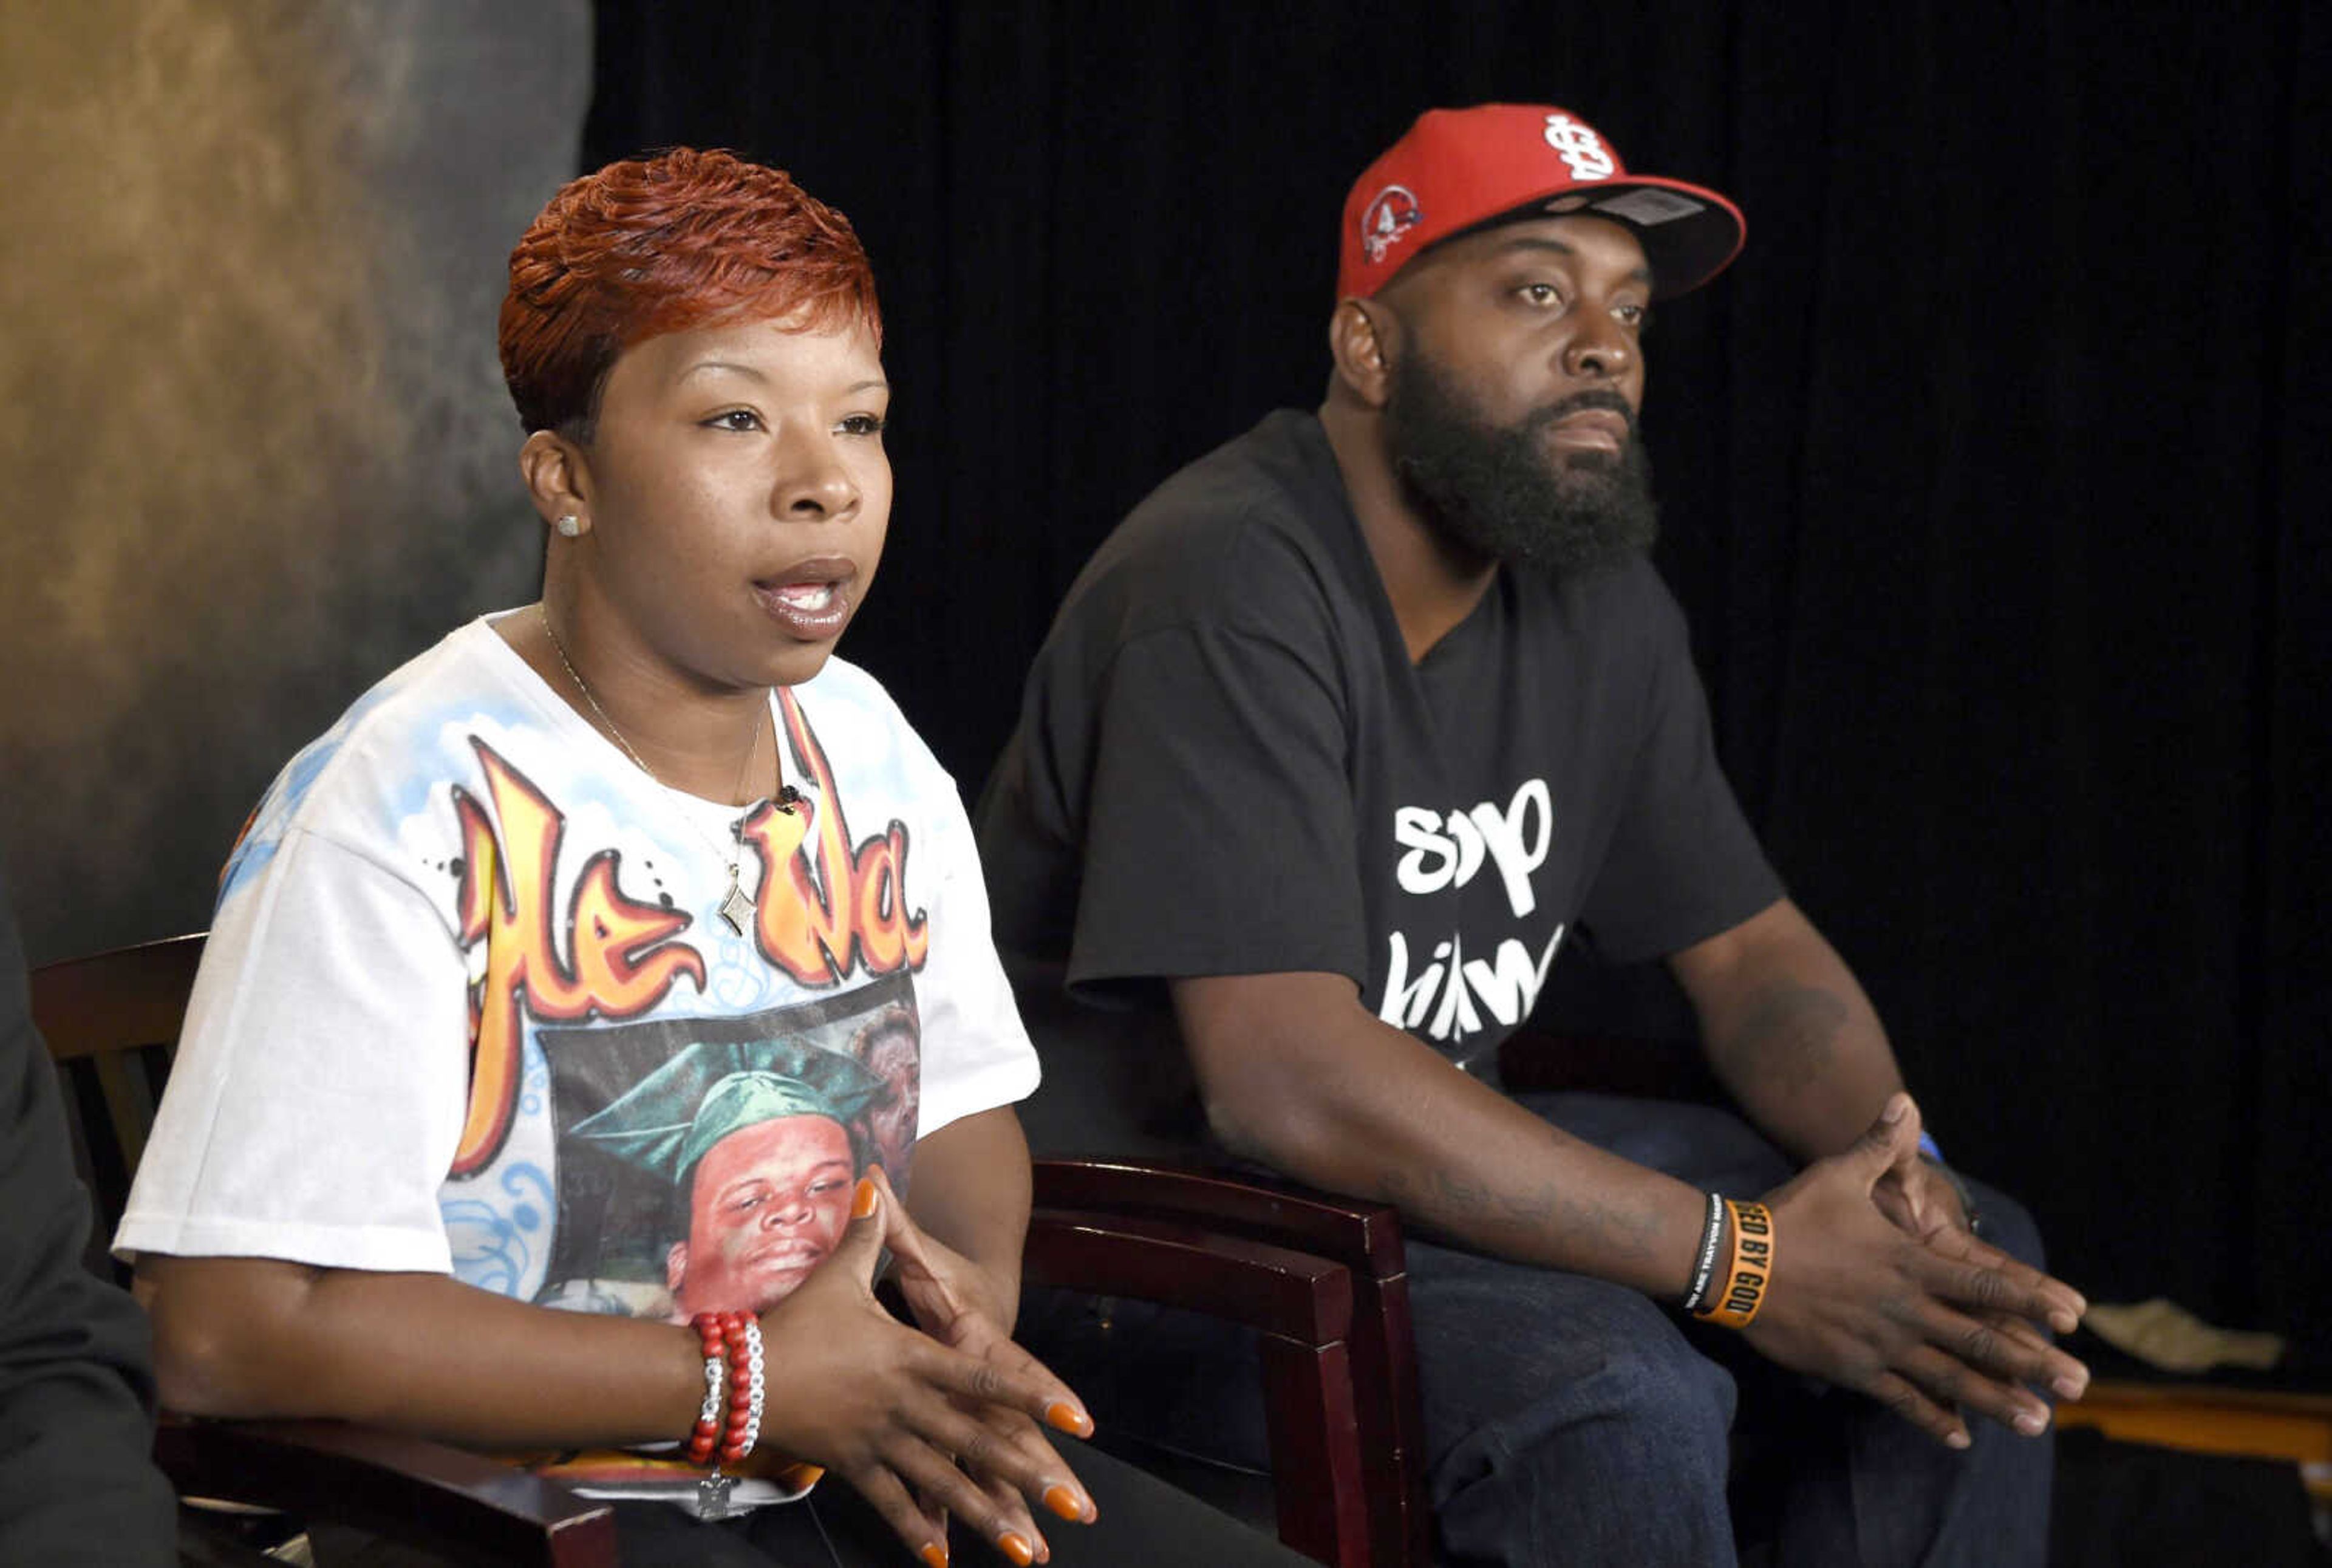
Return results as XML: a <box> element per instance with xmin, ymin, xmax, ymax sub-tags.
<box><xmin>1327</xmin><ymin>298</ymin><xmax>1399</xmax><ymax>411</ymax></box>
<box><xmin>520</xmin><ymin>429</ymin><xmax>592</xmax><ymax>537</ymax></box>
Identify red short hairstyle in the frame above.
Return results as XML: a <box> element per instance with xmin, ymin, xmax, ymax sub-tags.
<box><xmin>499</xmin><ymin>148</ymin><xmax>881</xmax><ymax>436</ymax></box>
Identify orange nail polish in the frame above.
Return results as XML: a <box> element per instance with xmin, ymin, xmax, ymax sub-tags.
<box><xmin>1043</xmin><ymin>1401</ymin><xmax>1094</xmax><ymax>1437</ymax></box>
<box><xmin>1043</xmin><ymin>1484</ymin><xmax>1085</xmax><ymax>1521</ymax></box>
<box><xmin>998</xmin><ymin>1532</ymin><xmax>1034</xmax><ymax>1566</ymax></box>
<box><xmin>852</xmin><ymin>1176</ymin><xmax>878</xmax><ymax>1218</ymax></box>
<box><xmin>919</xmin><ymin>1545</ymin><xmax>948</xmax><ymax>1568</ymax></box>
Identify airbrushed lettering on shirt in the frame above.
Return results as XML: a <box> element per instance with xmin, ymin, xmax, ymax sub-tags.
<box><xmin>448</xmin><ymin>688</ymin><xmax>930</xmax><ymax>1180</ymax></box>
<box><xmin>1378</xmin><ymin>777</ymin><xmax>1567</xmax><ymax>1045</ymax></box>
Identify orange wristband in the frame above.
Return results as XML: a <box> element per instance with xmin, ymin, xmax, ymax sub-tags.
<box><xmin>1694</xmin><ymin>1199</ymin><xmax>1773</xmax><ymax>1329</ymax></box>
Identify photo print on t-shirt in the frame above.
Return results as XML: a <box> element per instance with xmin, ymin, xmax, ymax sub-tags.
<box><xmin>524</xmin><ymin>972</ymin><xmax>922</xmax><ymax>1323</ymax></box>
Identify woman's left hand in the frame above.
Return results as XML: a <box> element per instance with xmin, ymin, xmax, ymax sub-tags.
<box><xmin>882</xmin><ymin>1170</ymin><xmax>1097</xmax><ymax>1563</ymax></box>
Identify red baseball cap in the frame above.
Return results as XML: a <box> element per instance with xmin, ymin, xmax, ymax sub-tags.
<box><xmin>1337</xmin><ymin>104</ymin><xmax>1745</xmax><ymax>301</ymax></box>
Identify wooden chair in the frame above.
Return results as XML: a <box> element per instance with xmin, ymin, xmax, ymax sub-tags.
<box><xmin>32</xmin><ymin>933</ymin><xmax>1387</xmax><ymax>1567</ymax></box>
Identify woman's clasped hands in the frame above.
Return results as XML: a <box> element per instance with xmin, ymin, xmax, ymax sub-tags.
<box><xmin>748</xmin><ymin>1167</ymin><xmax>1094</xmax><ymax>1566</ymax></box>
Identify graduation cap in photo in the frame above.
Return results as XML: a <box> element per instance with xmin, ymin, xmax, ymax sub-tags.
<box><xmin>570</xmin><ymin>1039</ymin><xmax>890</xmax><ymax>1188</ymax></box>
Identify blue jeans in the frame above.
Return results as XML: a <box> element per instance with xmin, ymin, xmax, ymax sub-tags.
<box><xmin>1021</xmin><ymin>1093</ymin><xmax>2053</xmax><ymax>1567</ymax></box>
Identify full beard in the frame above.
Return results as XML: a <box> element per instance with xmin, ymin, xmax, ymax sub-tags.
<box><xmin>1383</xmin><ymin>349</ymin><xmax>1659</xmax><ymax>577</ymax></box>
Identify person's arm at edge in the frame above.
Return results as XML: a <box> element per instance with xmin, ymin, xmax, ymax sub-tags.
<box><xmin>0</xmin><ymin>895</ymin><xmax>177</xmax><ymax>1565</ymax></box>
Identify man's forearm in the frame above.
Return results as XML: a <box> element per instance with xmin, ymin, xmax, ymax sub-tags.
<box><xmin>1172</xmin><ymin>972</ymin><xmax>1710</xmax><ymax>1298</ymax></box>
<box><xmin>1672</xmin><ymin>898</ymin><xmax>1906</xmax><ymax>1162</ymax></box>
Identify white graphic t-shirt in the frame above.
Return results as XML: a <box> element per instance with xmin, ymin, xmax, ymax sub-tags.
<box><xmin>118</xmin><ymin>615</ymin><xmax>1038</xmax><ymax>1505</ymax></box>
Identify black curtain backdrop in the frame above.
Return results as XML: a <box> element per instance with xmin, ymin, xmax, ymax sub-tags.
<box><xmin>583</xmin><ymin>1</ymin><xmax>2328</xmax><ymax>1355</ymax></box>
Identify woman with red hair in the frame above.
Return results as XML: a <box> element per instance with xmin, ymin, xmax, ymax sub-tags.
<box><xmin>117</xmin><ymin>149</ymin><xmax>1305</xmax><ymax>1567</ymax></box>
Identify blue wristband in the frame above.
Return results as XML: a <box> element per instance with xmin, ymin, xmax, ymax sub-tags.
<box><xmin>1917</xmin><ymin>1130</ymin><xmax>1943</xmax><ymax>1164</ymax></box>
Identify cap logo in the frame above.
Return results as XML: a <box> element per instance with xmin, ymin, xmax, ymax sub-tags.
<box><xmin>1543</xmin><ymin>114</ymin><xmax>1616</xmax><ymax>181</ymax></box>
<box><xmin>1360</xmin><ymin>183</ymin><xmax>1424</xmax><ymax>264</ymax></box>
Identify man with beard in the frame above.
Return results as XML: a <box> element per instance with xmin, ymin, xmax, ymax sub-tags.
<box><xmin>976</xmin><ymin>106</ymin><xmax>2082</xmax><ymax>1566</ymax></box>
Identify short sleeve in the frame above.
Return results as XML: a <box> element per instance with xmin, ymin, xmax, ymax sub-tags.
<box><xmin>907</xmin><ymin>772</ymin><xmax>1043</xmax><ymax>1138</ymax></box>
<box><xmin>1065</xmin><ymin>607</ymin><xmax>1370</xmax><ymax>1000</ymax></box>
<box><xmin>116</xmin><ymin>827</ymin><xmax>472</xmax><ymax>1272</ymax></box>
<box><xmin>1574</xmin><ymin>591</ymin><xmax>1783</xmax><ymax>961</ymax></box>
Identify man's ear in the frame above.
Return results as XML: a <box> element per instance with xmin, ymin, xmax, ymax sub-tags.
<box><xmin>1328</xmin><ymin>298</ymin><xmax>1399</xmax><ymax>411</ymax></box>
<box><xmin>520</xmin><ymin>429</ymin><xmax>592</xmax><ymax>536</ymax></box>
<box><xmin>664</xmin><ymin>1238</ymin><xmax>690</xmax><ymax>1298</ymax></box>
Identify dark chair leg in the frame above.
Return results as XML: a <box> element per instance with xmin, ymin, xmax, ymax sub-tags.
<box><xmin>1346</xmin><ymin>1269</ymin><xmax>1434</xmax><ymax>1565</ymax></box>
<box><xmin>1258</xmin><ymin>1333</ymin><xmax>1369</xmax><ymax>1567</ymax></box>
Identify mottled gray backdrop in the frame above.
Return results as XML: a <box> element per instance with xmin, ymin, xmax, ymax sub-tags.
<box><xmin>0</xmin><ymin>0</ymin><xmax>590</xmax><ymax>962</ymax></box>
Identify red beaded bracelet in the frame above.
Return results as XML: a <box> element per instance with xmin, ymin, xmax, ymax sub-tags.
<box><xmin>687</xmin><ymin>1312</ymin><xmax>766</xmax><ymax>1470</ymax></box>
<box><xmin>686</xmin><ymin>1312</ymin><xmax>731</xmax><ymax>1465</ymax></box>
<box><xmin>720</xmin><ymin>1311</ymin><xmax>752</xmax><ymax>1463</ymax></box>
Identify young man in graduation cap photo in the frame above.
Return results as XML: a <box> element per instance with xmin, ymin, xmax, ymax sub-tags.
<box><xmin>574</xmin><ymin>1039</ymin><xmax>890</xmax><ymax>1320</ymax></box>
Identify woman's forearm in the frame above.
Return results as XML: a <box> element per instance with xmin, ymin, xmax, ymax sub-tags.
<box><xmin>901</xmin><ymin>1106</ymin><xmax>1033</xmax><ymax>1326</ymax></box>
<box><xmin>137</xmin><ymin>1255</ymin><xmax>703</xmax><ymax>1450</ymax></box>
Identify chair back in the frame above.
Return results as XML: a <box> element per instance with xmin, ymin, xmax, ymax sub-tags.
<box><xmin>29</xmin><ymin>932</ymin><xmax>207</xmax><ymax>1281</ymax></box>
<box><xmin>30</xmin><ymin>930</ymin><xmax>622</xmax><ymax>1566</ymax></box>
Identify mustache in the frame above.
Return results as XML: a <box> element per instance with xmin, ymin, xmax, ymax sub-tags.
<box><xmin>1522</xmin><ymin>388</ymin><xmax>1640</xmax><ymax>440</ymax></box>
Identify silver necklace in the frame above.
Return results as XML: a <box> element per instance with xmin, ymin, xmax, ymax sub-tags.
<box><xmin>537</xmin><ymin>604</ymin><xmax>772</xmax><ymax>936</ymax></box>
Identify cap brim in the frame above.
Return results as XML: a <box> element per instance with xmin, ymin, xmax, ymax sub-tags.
<box><xmin>1459</xmin><ymin>175</ymin><xmax>1745</xmax><ymax>301</ymax></box>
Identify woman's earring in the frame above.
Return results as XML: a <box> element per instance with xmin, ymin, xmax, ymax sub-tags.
<box><xmin>554</xmin><ymin>514</ymin><xmax>582</xmax><ymax>538</ymax></box>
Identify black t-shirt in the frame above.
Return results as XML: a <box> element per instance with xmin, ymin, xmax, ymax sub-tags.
<box><xmin>978</xmin><ymin>410</ymin><xmax>1780</xmax><ymax>1091</ymax></box>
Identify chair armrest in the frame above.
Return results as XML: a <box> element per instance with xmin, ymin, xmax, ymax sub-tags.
<box><xmin>1032</xmin><ymin>1157</ymin><xmax>1406</xmax><ymax>1280</ymax></box>
<box><xmin>156</xmin><ymin>1417</ymin><xmax>617</xmax><ymax>1568</ymax></box>
<box><xmin>1023</xmin><ymin>1206</ymin><xmax>1352</xmax><ymax>1341</ymax></box>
